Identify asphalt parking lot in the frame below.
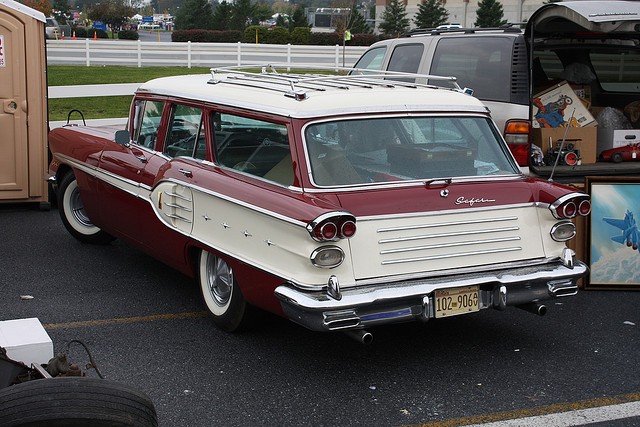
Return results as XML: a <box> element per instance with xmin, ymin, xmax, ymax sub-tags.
<box><xmin>1</xmin><ymin>203</ymin><xmax>639</xmax><ymax>426</ymax></box>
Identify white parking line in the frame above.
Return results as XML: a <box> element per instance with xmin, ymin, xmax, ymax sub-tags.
<box><xmin>466</xmin><ymin>400</ymin><xmax>640</xmax><ymax>426</ymax></box>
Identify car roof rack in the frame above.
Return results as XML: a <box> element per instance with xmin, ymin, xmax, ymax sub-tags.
<box><xmin>207</xmin><ymin>64</ymin><xmax>464</xmax><ymax>101</ymax></box>
<box><xmin>402</xmin><ymin>24</ymin><xmax>523</xmax><ymax>37</ymax></box>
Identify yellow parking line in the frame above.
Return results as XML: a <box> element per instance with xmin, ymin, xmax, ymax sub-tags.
<box><xmin>414</xmin><ymin>391</ymin><xmax>640</xmax><ymax>426</ymax></box>
<box><xmin>43</xmin><ymin>311</ymin><xmax>209</xmax><ymax>330</ymax></box>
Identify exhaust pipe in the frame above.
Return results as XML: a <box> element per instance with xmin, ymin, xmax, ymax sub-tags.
<box><xmin>344</xmin><ymin>329</ymin><xmax>374</xmax><ymax>345</ymax></box>
<box><xmin>517</xmin><ymin>302</ymin><xmax>547</xmax><ymax>316</ymax></box>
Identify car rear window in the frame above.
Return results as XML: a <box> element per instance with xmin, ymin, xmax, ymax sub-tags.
<box><xmin>429</xmin><ymin>37</ymin><xmax>513</xmax><ymax>103</ymax></box>
<box><xmin>304</xmin><ymin>116</ymin><xmax>518</xmax><ymax>187</ymax></box>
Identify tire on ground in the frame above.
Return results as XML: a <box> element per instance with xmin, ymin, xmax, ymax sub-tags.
<box><xmin>0</xmin><ymin>377</ymin><xmax>158</xmax><ymax>427</ymax></box>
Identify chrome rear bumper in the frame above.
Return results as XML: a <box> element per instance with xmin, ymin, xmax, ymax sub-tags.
<box><xmin>274</xmin><ymin>259</ymin><xmax>588</xmax><ymax>332</ymax></box>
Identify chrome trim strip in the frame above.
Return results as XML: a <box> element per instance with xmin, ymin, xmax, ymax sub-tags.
<box><xmin>56</xmin><ymin>154</ymin><xmax>154</xmax><ymax>197</ymax></box>
<box><xmin>378</xmin><ymin>226</ymin><xmax>520</xmax><ymax>244</ymax></box>
<box><xmin>358</xmin><ymin>203</ymin><xmax>535</xmax><ymax>222</ymax></box>
<box><xmin>165</xmin><ymin>213</ymin><xmax>193</xmax><ymax>223</ymax></box>
<box><xmin>381</xmin><ymin>246</ymin><xmax>522</xmax><ymax>265</ymax></box>
<box><xmin>377</xmin><ymin>216</ymin><xmax>517</xmax><ymax>233</ymax></box>
<box><xmin>380</xmin><ymin>236</ymin><xmax>521</xmax><ymax>254</ymax></box>
<box><xmin>164</xmin><ymin>202</ymin><xmax>193</xmax><ymax>212</ymax></box>
<box><xmin>164</xmin><ymin>191</ymin><xmax>192</xmax><ymax>202</ymax></box>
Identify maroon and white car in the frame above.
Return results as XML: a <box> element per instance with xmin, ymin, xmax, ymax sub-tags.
<box><xmin>48</xmin><ymin>67</ymin><xmax>590</xmax><ymax>342</ymax></box>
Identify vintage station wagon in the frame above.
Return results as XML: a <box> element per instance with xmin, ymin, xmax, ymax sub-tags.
<box><xmin>48</xmin><ymin>67</ymin><xmax>590</xmax><ymax>343</ymax></box>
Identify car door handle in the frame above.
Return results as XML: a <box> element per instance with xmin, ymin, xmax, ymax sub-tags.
<box><xmin>179</xmin><ymin>168</ymin><xmax>193</xmax><ymax>178</ymax></box>
<box><xmin>135</xmin><ymin>154</ymin><xmax>147</xmax><ymax>163</ymax></box>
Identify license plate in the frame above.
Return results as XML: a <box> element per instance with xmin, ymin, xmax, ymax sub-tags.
<box><xmin>434</xmin><ymin>286</ymin><xmax>479</xmax><ymax>318</ymax></box>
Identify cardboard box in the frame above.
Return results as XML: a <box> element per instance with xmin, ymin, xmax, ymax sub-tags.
<box><xmin>533</xmin><ymin>81</ymin><xmax>597</xmax><ymax>128</ymax></box>
<box><xmin>532</xmin><ymin>127</ymin><xmax>598</xmax><ymax>164</ymax></box>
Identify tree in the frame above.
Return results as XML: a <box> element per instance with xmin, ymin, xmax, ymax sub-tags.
<box><xmin>346</xmin><ymin>5</ymin><xmax>371</xmax><ymax>34</ymax></box>
<box><xmin>88</xmin><ymin>0</ymin><xmax>134</xmax><ymax>37</ymax></box>
<box><xmin>378</xmin><ymin>0</ymin><xmax>409</xmax><ymax>36</ymax></box>
<box><xmin>252</xmin><ymin>3</ymin><xmax>273</xmax><ymax>25</ymax></box>
<box><xmin>211</xmin><ymin>0</ymin><xmax>232</xmax><ymax>30</ymax></box>
<box><xmin>52</xmin><ymin>0</ymin><xmax>71</xmax><ymax>24</ymax></box>
<box><xmin>230</xmin><ymin>0</ymin><xmax>254</xmax><ymax>31</ymax></box>
<box><xmin>174</xmin><ymin>0</ymin><xmax>214</xmax><ymax>30</ymax></box>
<box><xmin>413</xmin><ymin>0</ymin><xmax>448</xmax><ymax>29</ymax></box>
<box><xmin>23</xmin><ymin>0</ymin><xmax>53</xmax><ymax>17</ymax></box>
<box><xmin>474</xmin><ymin>0</ymin><xmax>507</xmax><ymax>28</ymax></box>
<box><xmin>288</xmin><ymin>5</ymin><xmax>310</xmax><ymax>31</ymax></box>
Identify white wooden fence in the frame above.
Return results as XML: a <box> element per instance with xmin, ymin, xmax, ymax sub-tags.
<box><xmin>46</xmin><ymin>39</ymin><xmax>369</xmax><ymax>69</ymax></box>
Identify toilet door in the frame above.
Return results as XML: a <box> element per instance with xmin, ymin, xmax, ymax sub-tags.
<box><xmin>0</xmin><ymin>11</ymin><xmax>27</xmax><ymax>199</ymax></box>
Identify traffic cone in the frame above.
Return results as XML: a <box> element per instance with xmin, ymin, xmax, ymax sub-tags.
<box><xmin>93</xmin><ymin>32</ymin><xmax>97</xmax><ymax>40</ymax></box>
<box><xmin>73</xmin><ymin>31</ymin><xmax>76</xmax><ymax>40</ymax></box>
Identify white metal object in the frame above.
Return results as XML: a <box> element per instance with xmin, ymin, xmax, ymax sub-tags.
<box><xmin>0</xmin><ymin>318</ymin><xmax>53</xmax><ymax>365</ymax></box>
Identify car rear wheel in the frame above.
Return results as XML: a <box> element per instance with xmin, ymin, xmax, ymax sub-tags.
<box><xmin>198</xmin><ymin>250</ymin><xmax>254</xmax><ymax>332</ymax></box>
<box><xmin>58</xmin><ymin>172</ymin><xmax>114</xmax><ymax>244</ymax></box>
<box><xmin>611</xmin><ymin>152</ymin><xmax>624</xmax><ymax>163</ymax></box>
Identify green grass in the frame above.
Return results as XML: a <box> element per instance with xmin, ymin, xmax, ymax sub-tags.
<box><xmin>48</xmin><ymin>65</ymin><xmax>212</xmax><ymax>86</ymax></box>
<box><xmin>47</xmin><ymin>65</ymin><xmax>338</xmax><ymax>121</ymax></box>
<box><xmin>48</xmin><ymin>65</ymin><xmax>212</xmax><ymax>120</ymax></box>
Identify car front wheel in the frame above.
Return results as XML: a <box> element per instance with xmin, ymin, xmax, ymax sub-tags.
<box><xmin>198</xmin><ymin>250</ymin><xmax>254</xmax><ymax>332</ymax></box>
<box><xmin>58</xmin><ymin>172</ymin><xmax>114</xmax><ymax>244</ymax></box>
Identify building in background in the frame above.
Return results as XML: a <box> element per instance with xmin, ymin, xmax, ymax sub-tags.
<box><xmin>375</xmin><ymin>0</ymin><xmax>546</xmax><ymax>32</ymax></box>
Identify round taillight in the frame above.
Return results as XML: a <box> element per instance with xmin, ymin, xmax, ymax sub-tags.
<box><xmin>562</xmin><ymin>202</ymin><xmax>577</xmax><ymax>218</ymax></box>
<box><xmin>320</xmin><ymin>222</ymin><xmax>337</xmax><ymax>240</ymax></box>
<box><xmin>340</xmin><ymin>220</ymin><xmax>356</xmax><ymax>238</ymax></box>
<box><xmin>578</xmin><ymin>200</ymin><xmax>591</xmax><ymax>216</ymax></box>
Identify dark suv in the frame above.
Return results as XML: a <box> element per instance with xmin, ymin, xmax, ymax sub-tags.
<box><xmin>353</xmin><ymin>1</ymin><xmax>640</xmax><ymax>174</ymax></box>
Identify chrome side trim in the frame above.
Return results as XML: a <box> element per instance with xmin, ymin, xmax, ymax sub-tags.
<box><xmin>164</xmin><ymin>202</ymin><xmax>193</xmax><ymax>212</ymax></box>
<box><xmin>164</xmin><ymin>191</ymin><xmax>192</xmax><ymax>202</ymax></box>
<box><xmin>379</xmin><ymin>226</ymin><xmax>520</xmax><ymax>244</ymax></box>
<box><xmin>165</xmin><ymin>213</ymin><xmax>193</xmax><ymax>223</ymax></box>
<box><xmin>377</xmin><ymin>216</ymin><xmax>518</xmax><ymax>233</ymax></box>
<box><xmin>381</xmin><ymin>246</ymin><xmax>522</xmax><ymax>265</ymax></box>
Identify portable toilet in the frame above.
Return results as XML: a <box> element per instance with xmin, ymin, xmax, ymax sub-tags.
<box><xmin>0</xmin><ymin>0</ymin><xmax>48</xmax><ymax>207</ymax></box>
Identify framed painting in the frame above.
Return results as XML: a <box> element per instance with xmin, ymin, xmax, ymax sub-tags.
<box><xmin>586</xmin><ymin>176</ymin><xmax>640</xmax><ymax>289</ymax></box>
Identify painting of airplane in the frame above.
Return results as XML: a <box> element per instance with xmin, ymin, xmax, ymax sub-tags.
<box><xmin>603</xmin><ymin>209</ymin><xmax>640</xmax><ymax>251</ymax></box>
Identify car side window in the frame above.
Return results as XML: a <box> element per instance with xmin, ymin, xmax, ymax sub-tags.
<box><xmin>212</xmin><ymin>112</ymin><xmax>293</xmax><ymax>186</ymax></box>
<box><xmin>388</xmin><ymin>44</ymin><xmax>424</xmax><ymax>74</ymax></box>
<box><xmin>134</xmin><ymin>100</ymin><xmax>164</xmax><ymax>150</ymax></box>
<box><xmin>353</xmin><ymin>46</ymin><xmax>387</xmax><ymax>71</ymax></box>
<box><xmin>430</xmin><ymin>37</ymin><xmax>512</xmax><ymax>102</ymax></box>
<box><xmin>164</xmin><ymin>104</ymin><xmax>204</xmax><ymax>159</ymax></box>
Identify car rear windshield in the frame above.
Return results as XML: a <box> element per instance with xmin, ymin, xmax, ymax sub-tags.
<box><xmin>304</xmin><ymin>116</ymin><xmax>519</xmax><ymax>187</ymax></box>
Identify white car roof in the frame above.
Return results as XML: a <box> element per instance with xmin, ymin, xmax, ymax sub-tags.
<box><xmin>136</xmin><ymin>70</ymin><xmax>490</xmax><ymax>119</ymax></box>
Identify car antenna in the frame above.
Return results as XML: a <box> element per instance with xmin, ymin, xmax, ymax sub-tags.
<box><xmin>548</xmin><ymin>108</ymin><xmax>576</xmax><ymax>183</ymax></box>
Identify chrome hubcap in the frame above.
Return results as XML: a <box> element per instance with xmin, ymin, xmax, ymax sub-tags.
<box><xmin>69</xmin><ymin>185</ymin><xmax>92</xmax><ymax>227</ymax></box>
<box><xmin>206</xmin><ymin>255</ymin><xmax>232</xmax><ymax>307</ymax></box>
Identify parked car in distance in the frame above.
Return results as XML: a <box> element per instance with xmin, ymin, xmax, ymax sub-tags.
<box><xmin>48</xmin><ymin>66</ymin><xmax>590</xmax><ymax>342</ymax></box>
<box><xmin>45</xmin><ymin>17</ymin><xmax>59</xmax><ymax>39</ymax></box>
<box><xmin>599</xmin><ymin>143</ymin><xmax>640</xmax><ymax>163</ymax></box>
<box><xmin>352</xmin><ymin>1</ymin><xmax>640</xmax><ymax>175</ymax></box>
